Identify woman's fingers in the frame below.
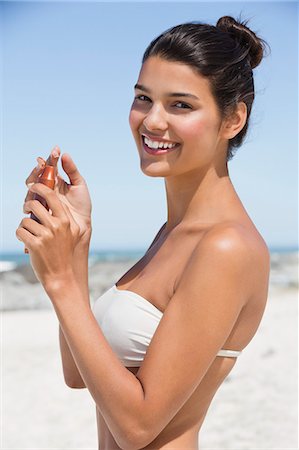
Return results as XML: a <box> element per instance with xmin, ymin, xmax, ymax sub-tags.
<box><xmin>61</xmin><ymin>153</ymin><xmax>85</xmax><ymax>186</ymax></box>
<box><xmin>47</xmin><ymin>146</ymin><xmax>60</xmax><ymax>166</ymax></box>
<box><xmin>23</xmin><ymin>158</ymin><xmax>47</xmax><ymax>212</ymax></box>
<box><xmin>25</xmin><ymin>157</ymin><xmax>46</xmax><ymax>188</ymax></box>
<box><xmin>28</xmin><ymin>183</ymin><xmax>68</xmax><ymax>220</ymax></box>
<box><xmin>25</xmin><ymin>147</ymin><xmax>62</xmax><ymax>204</ymax></box>
<box><xmin>60</xmin><ymin>201</ymin><xmax>81</xmax><ymax>236</ymax></box>
<box><xmin>25</xmin><ymin>146</ymin><xmax>61</xmax><ymax>190</ymax></box>
<box><xmin>16</xmin><ymin>226</ymin><xmax>36</xmax><ymax>250</ymax></box>
<box><xmin>55</xmin><ymin>173</ymin><xmax>69</xmax><ymax>194</ymax></box>
<box><xmin>24</xmin><ymin>198</ymin><xmax>54</xmax><ymax>227</ymax></box>
<box><xmin>22</xmin><ymin>148</ymin><xmax>63</xmax><ymax>250</ymax></box>
<box><xmin>17</xmin><ymin>216</ymin><xmax>46</xmax><ymax>253</ymax></box>
<box><xmin>18</xmin><ymin>216</ymin><xmax>43</xmax><ymax>237</ymax></box>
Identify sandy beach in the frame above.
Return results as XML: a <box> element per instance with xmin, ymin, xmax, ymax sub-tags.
<box><xmin>1</xmin><ymin>253</ymin><xmax>298</xmax><ymax>449</ymax></box>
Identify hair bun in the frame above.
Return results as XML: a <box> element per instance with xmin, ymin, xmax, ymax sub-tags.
<box><xmin>216</xmin><ymin>15</ymin><xmax>269</xmax><ymax>69</ymax></box>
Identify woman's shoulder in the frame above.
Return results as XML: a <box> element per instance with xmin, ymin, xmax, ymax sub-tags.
<box><xmin>193</xmin><ymin>220</ymin><xmax>271</xmax><ymax>296</ymax></box>
<box><xmin>170</xmin><ymin>218</ymin><xmax>270</xmax><ymax>313</ymax></box>
<box><xmin>197</xmin><ymin>219</ymin><xmax>270</xmax><ymax>260</ymax></box>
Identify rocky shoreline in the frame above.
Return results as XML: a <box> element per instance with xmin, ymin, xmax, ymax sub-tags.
<box><xmin>1</xmin><ymin>251</ymin><xmax>298</xmax><ymax>311</ymax></box>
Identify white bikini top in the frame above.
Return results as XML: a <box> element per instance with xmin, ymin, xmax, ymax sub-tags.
<box><xmin>92</xmin><ymin>284</ymin><xmax>242</xmax><ymax>367</ymax></box>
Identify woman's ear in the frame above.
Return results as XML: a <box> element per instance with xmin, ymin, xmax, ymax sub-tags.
<box><xmin>221</xmin><ymin>102</ymin><xmax>247</xmax><ymax>140</ymax></box>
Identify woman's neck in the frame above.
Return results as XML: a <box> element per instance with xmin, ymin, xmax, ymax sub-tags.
<box><xmin>163</xmin><ymin>165</ymin><xmax>240</xmax><ymax>232</ymax></box>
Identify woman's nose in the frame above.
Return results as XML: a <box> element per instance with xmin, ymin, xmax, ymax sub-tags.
<box><xmin>143</xmin><ymin>105</ymin><xmax>168</xmax><ymax>132</ymax></box>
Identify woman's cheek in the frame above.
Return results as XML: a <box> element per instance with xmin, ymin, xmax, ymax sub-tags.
<box><xmin>181</xmin><ymin>115</ymin><xmax>218</xmax><ymax>163</ymax></box>
<box><xmin>186</xmin><ymin>109</ymin><xmax>220</xmax><ymax>141</ymax></box>
<box><xmin>180</xmin><ymin>115</ymin><xmax>206</xmax><ymax>141</ymax></box>
<box><xmin>129</xmin><ymin>108</ymin><xmax>143</xmax><ymax>142</ymax></box>
<box><xmin>128</xmin><ymin>108</ymin><xmax>137</xmax><ymax>131</ymax></box>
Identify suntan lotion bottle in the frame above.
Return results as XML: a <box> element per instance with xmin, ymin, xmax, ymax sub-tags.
<box><xmin>24</xmin><ymin>152</ymin><xmax>59</xmax><ymax>253</ymax></box>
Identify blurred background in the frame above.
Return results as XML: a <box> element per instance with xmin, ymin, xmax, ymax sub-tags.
<box><xmin>1</xmin><ymin>1</ymin><xmax>298</xmax><ymax>450</ymax></box>
<box><xmin>0</xmin><ymin>0</ymin><xmax>298</xmax><ymax>255</ymax></box>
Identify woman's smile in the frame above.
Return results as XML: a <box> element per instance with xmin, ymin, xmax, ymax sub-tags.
<box><xmin>141</xmin><ymin>134</ymin><xmax>181</xmax><ymax>156</ymax></box>
<box><xmin>129</xmin><ymin>56</ymin><xmax>230</xmax><ymax>177</ymax></box>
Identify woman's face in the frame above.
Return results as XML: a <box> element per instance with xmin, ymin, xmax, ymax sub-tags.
<box><xmin>129</xmin><ymin>56</ymin><xmax>228</xmax><ymax>178</ymax></box>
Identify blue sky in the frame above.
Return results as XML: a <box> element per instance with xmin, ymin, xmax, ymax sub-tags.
<box><xmin>1</xmin><ymin>1</ymin><xmax>298</xmax><ymax>252</ymax></box>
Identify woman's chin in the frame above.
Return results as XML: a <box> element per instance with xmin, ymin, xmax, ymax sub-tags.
<box><xmin>139</xmin><ymin>160</ymin><xmax>173</xmax><ymax>178</ymax></box>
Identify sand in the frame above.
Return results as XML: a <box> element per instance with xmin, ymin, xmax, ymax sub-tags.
<box><xmin>1</xmin><ymin>255</ymin><xmax>298</xmax><ymax>449</ymax></box>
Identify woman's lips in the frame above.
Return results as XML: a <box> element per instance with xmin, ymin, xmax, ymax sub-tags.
<box><xmin>141</xmin><ymin>136</ymin><xmax>180</xmax><ymax>155</ymax></box>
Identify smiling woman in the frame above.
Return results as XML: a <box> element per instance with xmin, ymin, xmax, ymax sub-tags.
<box><xmin>17</xmin><ymin>14</ymin><xmax>271</xmax><ymax>450</ymax></box>
<box><xmin>130</xmin><ymin>16</ymin><xmax>270</xmax><ymax>163</ymax></box>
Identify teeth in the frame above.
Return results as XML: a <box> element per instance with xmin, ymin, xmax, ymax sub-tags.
<box><xmin>144</xmin><ymin>136</ymin><xmax>177</xmax><ymax>150</ymax></box>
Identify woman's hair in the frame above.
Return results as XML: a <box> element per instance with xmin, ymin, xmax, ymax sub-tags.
<box><xmin>142</xmin><ymin>15</ymin><xmax>271</xmax><ymax>161</ymax></box>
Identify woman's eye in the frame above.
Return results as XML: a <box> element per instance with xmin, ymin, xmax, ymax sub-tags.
<box><xmin>134</xmin><ymin>95</ymin><xmax>151</xmax><ymax>102</ymax></box>
<box><xmin>175</xmin><ymin>102</ymin><xmax>192</xmax><ymax>109</ymax></box>
<box><xmin>133</xmin><ymin>96</ymin><xmax>192</xmax><ymax>110</ymax></box>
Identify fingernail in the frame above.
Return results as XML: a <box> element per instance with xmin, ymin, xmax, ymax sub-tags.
<box><xmin>36</xmin><ymin>157</ymin><xmax>45</xmax><ymax>170</ymax></box>
<box><xmin>52</xmin><ymin>146</ymin><xmax>60</xmax><ymax>158</ymax></box>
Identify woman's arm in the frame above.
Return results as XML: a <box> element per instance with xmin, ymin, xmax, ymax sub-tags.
<box><xmin>48</xmin><ymin>278</ymin><xmax>146</xmax><ymax>450</ymax></box>
<box><xmin>59</xmin><ymin>238</ymin><xmax>90</xmax><ymax>388</ymax></box>
<box><xmin>25</xmin><ymin>150</ymin><xmax>93</xmax><ymax>389</ymax></box>
<box><xmin>44</xmin><ymin>229</ymin><xmax>253</xmax><ymax>450</ymax></box>
<box><xmin>17</xmin><ymin>184</ymin><xmax>259</xmax><ymax>450</ymax></box>
<box><xmin>60</xmin><ymin>223</ymin><xmax>166</xmax><ymax>385</ymax></box>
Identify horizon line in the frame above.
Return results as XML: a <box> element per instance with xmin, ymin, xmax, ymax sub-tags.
<box><xmin>0</xmin><ymin>245</ymin><xmax>299</xmax><ymax>256</ymax></box>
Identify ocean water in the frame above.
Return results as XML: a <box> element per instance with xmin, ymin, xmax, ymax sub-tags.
<box><xmin>0</xmin><ymin>249</ymin><xmax>145</xmax><ymax>272</ymax></box>
<box><xmin>0</xmin><ymin>246</ymin><xmax>298</xmax><ymax>273</ymax></box>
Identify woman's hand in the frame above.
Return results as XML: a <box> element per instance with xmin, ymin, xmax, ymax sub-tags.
<box><xmin>19</xmin><ymin>146</ymin><xmax>93</xmax><ymax>291</ymax></box>
<box><xmin>17</xmin><ymin>182</ymin><xmax>80</xmax><ymax>291</ymax></box>
<box><xmin>24</xmin><ymin>148</ymin><xmax>92</xmax><ymax>245</ymax></box>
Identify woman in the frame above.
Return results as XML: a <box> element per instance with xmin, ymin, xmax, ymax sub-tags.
<box><xmin>17</xmin><ymin>15</ymin><xmax>271</xmax><ymax>450</ymax></box>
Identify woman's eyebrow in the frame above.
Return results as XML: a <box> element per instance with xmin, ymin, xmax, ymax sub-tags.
<box><xmin>134</xmin><ymin>83</ymin><xmax>200</xmax><ymax>100</ymax></box>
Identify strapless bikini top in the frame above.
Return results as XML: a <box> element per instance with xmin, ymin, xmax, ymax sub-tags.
<box><xmin>92</xmin><ymin>285</ymin><xmax>242</xmax><ymax>367</ymax></box>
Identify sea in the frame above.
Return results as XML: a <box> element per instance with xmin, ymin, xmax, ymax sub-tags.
<box><xmin>0</xmin><ymin>249</ymin><xmax>145</xmax><ymax>272</ymax></box>
<box><xmin>0</xmin><ymin>246</ymin><xmax>298</xmax><ymax>273</ymax></box>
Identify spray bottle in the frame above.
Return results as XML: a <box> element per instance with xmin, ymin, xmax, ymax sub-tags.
<box><xmin>25</xmin><ymin>151</ymin><xmax>59</xmax><ymax>253</ymax></box>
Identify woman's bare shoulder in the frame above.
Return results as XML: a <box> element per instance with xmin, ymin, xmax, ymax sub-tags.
<box><xmin>195</xmin><ymin>220</ymin><xmax>271</xmax><ymax>298</ymax></box>
<box><xmin>198</xmin><ymin>219</ymin><xmax>270</xmax><ymax>261</ymax></box>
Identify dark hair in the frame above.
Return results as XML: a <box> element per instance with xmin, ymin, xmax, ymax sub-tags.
<box><xmin>142</xmin><ymin>15</ymin><xmax>271</xmax><ymax>161</ymax></box>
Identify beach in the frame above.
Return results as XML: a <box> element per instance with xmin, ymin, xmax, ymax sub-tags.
<box><xmin>1</xmin><ymin>252</ymin><xmax>298</xmax><ymax>449</ymax></box>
